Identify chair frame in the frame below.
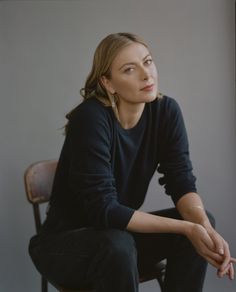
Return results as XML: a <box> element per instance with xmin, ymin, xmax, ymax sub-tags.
<box><xmin>24</xmin><ymin>159</ymin><xmax>166</xmax><ymax>292</ymax></box>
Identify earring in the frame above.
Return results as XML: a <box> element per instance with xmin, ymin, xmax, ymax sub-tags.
<box><xmin>110</xmin><ymin>92</ymin><xmax>116</xmax><ymax>108</ymax></box>
<box><xmin>111</xmin><ymin>96</ymin><xmax>116</xmax><ymax>108</ymax></box>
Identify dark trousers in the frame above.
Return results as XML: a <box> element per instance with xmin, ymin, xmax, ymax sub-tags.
<box><xmin>29</xmin><ymin>208</ymin><xmax>215</xmax><ymax>292</ymax></box>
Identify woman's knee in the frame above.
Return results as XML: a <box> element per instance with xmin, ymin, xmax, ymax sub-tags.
<box><xmin>100</xmin><ymin>229</ymin><xmax>137</xmax><ymax>267</ymax></box>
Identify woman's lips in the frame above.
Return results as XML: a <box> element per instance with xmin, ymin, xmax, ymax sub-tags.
<box><xmin>141</xmin><ymin>84</ymin><xmax>154</xmax><ymax>91</ymax></box>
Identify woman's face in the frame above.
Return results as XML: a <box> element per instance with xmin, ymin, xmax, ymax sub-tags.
<box><xmin>101</xmin><ymin>42</ymin><xmax>158</xmax><ymax>105</ymax></box>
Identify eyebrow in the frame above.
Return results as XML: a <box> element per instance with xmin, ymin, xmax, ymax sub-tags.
<box><xmin>118</xmin><ymin>54</ymin><xmax>151</xmax><ymax>71</ymax></box>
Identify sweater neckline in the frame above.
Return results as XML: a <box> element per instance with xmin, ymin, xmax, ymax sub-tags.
<box><xmin>114</xmin><ymin>104</ymin><xmax>147</xmax><ymax>135</ymax></box>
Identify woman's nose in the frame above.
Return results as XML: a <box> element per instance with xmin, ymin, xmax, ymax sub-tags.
<box><xmin>141</xmin><ymin>67</ymin><xmax>151</xmax><ymax>80</ymax></box>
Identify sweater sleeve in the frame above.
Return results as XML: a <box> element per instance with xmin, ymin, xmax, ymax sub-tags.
<box><xmin>157</xmin><ymin>97</ymin><xmax>197</xmax><ymax>204</ymax></box>
<box><xmin>67</xmin><ymin>102</ymin><xmax>135</xmax><ymax>229</ymax></box>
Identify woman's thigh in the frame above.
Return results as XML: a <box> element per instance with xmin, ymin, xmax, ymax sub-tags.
<box><xmin>29</xmin><ymin>227</ymin><xmax>137</xmax><ymax>289</ymax></box>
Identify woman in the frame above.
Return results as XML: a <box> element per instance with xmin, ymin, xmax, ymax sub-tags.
<box><xmin>29</xmin><ymin>32</ymin><xmax>235</xmax><ymax>292</ymax></box>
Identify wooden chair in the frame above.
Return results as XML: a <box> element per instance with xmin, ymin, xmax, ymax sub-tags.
<box><xmin>24</xmin><ymin>160</ymin><xmax>166</xmax><ymax>292</ymax></box>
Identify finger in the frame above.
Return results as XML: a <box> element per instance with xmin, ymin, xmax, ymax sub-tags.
<box><xmin>205</xmin><ymin>255</ymin><xmax>221</xmax><ymax>269</ymax></box>
<box><xmin>199</xmin><ymin>235</ymin><xmax>223</xmax><ymax>262</ymax></box>
<box><xmin>218</xmin><ymin>263</ymin><xmax>231</xmax><ymax>278</ymax></box>
<box><xmin>219</xmin><ymin>241</ymin><xmax>231</xmax><ymax>271</ymax></box>
<box><xmin>227</xmin><ymin>263</ymin><xmax>234</xmax><ymax>280</ymax></box>
<box><xmin>217</xmin><ymin>257</ymin><xmax>236</xmax><ymax>279</ymax></box>
<box><xmin>228</xmin><ymin>259</ymin><xmax>236</xmax><ymax>280</ymax></box>
<box><xmin>202</xmin><ymin>230</ymin><xmax>216</xmax><ymax>251</ymax></box>
<box><xmin>207</xmin><ymin>229</ymin><xmax>224</xmax><ymax>254</ymax></box>
<box><xmin>194</xmin><ymin>242</ymin><xmax>222</xmax><ymax>269</ymax></box>
<box><xmin>201</xmin><ymin>248</ymin><xmax>223</xmax><ymax>264</ymax></box>
<box><xmin>230</xmin><ymin>257</ymin><xmax>236</xmax><ymax>264</ymax></box>
<box><xmin>219</xmin><ymin>263</ymin><xmax>234</xmax><ymax>280</ymax></box>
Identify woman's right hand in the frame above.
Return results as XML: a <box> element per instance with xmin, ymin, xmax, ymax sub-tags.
<box><xmin>185</xmin><ymin>223</ymin><xmax>224</xmax><ymax>269</ymax></box>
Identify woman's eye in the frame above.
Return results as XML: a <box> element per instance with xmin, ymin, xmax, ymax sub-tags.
<box><xmin>124</xmin><ymin>67</ymin><xmax>134</xmax><ymax>73</ymax></box>
<box><xmin>145</xmin><ymin>59</ymin><xmax>153</xmax><ymax>65</ymax></box>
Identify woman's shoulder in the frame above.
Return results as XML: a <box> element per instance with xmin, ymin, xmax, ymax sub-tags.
<box><xmin>150</xmin><ymin>94</ymin><xmax>183</xmax><ymax>118</ymax></box>
<box><xmin>69</xmin><ymin>97</ymin><xmax>111</xmax><ymax>123</ymax></box>
<box><xmin>153</xmin><ymin>94</ymin><xmax>180</xmax><ymax>109</ymax></box>
<box><xmin>67</xmin><ymin>97</ymin><xmax>114</xmax><ymax>136</ymax></box>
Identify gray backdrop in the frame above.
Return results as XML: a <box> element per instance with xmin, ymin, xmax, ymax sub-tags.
<box><xmin>0</xmin><ymin>0</ymin><xmax>235</xmax><ymax>291</ymax></box>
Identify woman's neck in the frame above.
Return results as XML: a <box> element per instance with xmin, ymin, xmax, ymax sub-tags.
<box><xmin>117</xmin><ymin>101</ymin><xmax>145</xmax><ymax>129</ymax></box>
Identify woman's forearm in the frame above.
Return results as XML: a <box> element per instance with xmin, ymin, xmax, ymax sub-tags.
<box><xmin>126</xmin><ymin>192</ymin><xmax>210</xmax><ymax>234</ymax></box>
<box><xmin>176</xmin><ymin>192</ymin><xmax>212</xmax><ymax>228</ymax></box>
<box><xmin>126</xmin><ymin>209</ymin><xmax>193</xmax><ymax>234</ymax></box>
<box><xmin>126</xmin><ymin>192</ymin><xmax>211</xmax><ymax>235</ymax></box>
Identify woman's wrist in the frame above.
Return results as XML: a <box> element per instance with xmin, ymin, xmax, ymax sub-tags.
<box><xmin>181</xmin><ymin>220</ymin><xmax>196</xmax><ymax>237</ymax></box>
<box><xmin>199</xmin><ymin>218</ymin><xmax>213</xmax><ymax>230</ymax></box>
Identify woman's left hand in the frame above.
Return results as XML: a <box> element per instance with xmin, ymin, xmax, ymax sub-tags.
<box><xmin>205</xmin><ymin>225</ymin><xmax>236</xmax><ymax>280</ymax></box>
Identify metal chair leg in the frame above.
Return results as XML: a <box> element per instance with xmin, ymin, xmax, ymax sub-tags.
<box><xmin>156</xmin><ymin>261</ymin><xmax>166</xmax><ymax>292</ymax></box>
<box><xmin>42</xmin><ymin>276</ymin><xmax>48</xmax><ymax>292</ymax></box>
<box><xmin>157</xmin><ymin>277</ymin><xmax>165</xmax><ymax>292</ymax></box>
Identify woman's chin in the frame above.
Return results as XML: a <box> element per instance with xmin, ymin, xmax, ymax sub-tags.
<box><xmin>142</xmin><ymin>92</ymin><xmax>158</xmax><ymax>103</ymax></box>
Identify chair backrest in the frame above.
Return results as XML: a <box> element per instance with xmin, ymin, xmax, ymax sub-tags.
<box><xmin>24</xmin><ymin>159</ymin><xmax>58</xmax><ymax>233</ymax></box>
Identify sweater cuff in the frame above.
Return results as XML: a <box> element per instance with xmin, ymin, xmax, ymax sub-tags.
<box><xmin>171</xmin><ymin>187</ymin><xmax>197</xmax><ymax>205</ymax></box>
<box><xmin>107</xmin><ymin>202</ymin><xmax>136</xmax><ymax>230</ymax></box>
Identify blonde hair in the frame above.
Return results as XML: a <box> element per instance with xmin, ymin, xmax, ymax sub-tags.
<box><xmin>66</xmin><ymin>32</ymin><xmax>162</xmax><ymax>128</ymax></box>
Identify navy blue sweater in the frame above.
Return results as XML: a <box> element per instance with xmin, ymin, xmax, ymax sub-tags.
<box><xmin>46</xmin><ymin>95</ymin><xmax>197</xmax><ymax>231</ymax></box>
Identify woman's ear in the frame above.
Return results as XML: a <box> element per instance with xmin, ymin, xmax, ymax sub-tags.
<box><xmin>100</xmin><ymin>76</ymin><xmax>116</xmax><ymax>95</ymax></box>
